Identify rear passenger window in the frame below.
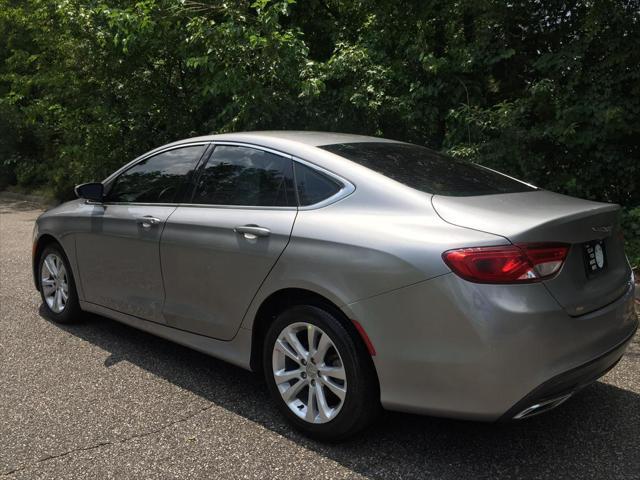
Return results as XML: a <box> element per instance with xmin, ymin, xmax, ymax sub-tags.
<box><xmin>294</xmin><ymin>162</ymin><xmax>342</xmax><ymax>206</ymax></box>
<box><xmin>192</xmin><ymin>146</ymin><xmax>296</xmax><ymax>207</ymax></box>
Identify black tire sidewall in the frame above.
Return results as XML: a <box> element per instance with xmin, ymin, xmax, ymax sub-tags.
<box><xmin>263</xmin><ymin>305</ymin><xmax>377</xmax><ymax>441</ymax></box>
<box><xmin>38</xmin><ymin>244</ymin><xmax>80</xmax><ymax>323</ymax></box>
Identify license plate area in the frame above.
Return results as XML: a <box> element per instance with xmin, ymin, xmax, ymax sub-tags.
<box><xmin>583</xmin><ymin>239</ymin><xmax>607</xmax><ymax>277</ymax></box>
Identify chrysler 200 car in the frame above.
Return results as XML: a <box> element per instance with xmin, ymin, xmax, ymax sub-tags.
<box><xmin>33</xmin><ymin>131</ymin><xmax>637</xmax><ymax>440</ymax></box>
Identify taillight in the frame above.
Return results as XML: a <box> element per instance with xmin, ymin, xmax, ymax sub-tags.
<box><xmin>442</xmin><ymin>243</ymin><xmax>569</xmax><ymax>284</ymax></box>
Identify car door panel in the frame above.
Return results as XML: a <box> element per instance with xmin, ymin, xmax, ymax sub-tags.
<box><xmin>75</xmin><ymin>204</ymin><xmax>176</xmax><ymax>322</ymax></box>
<box><xmin>160</xmin><ymin>207</ymin><xmax>296</xmax><ymax>340</ymax></box>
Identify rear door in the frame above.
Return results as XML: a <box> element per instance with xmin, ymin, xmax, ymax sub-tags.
<box><xmin>160</xmin><ymin>144</ymin><xmax>298</xmax><ymax>340</ymax></box>
<box><xmin>75</xmin><ymin>144</ymin><xmax>207</xmax><ymax>322</ymax></box>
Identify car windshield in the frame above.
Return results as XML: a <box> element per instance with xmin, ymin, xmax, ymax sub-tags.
<box><xmin>319</xmin><ymin>142</ymin><xmax>536</xmax><ymax>196</ymax></box>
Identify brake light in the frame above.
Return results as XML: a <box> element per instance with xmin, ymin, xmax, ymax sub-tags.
<box><xmin>442</xmin><ymin>243</ymin><xmax>569</xmax><ymax>284</ymax></box>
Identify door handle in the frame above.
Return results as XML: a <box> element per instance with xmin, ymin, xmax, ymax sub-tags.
<box><xmin>136</xmin><ymin>216</ymin><xmax>161</xmax><ymax>228</ymax></box>
<box><xmin>234</xmin><ymin>225</ymin><xmax>271</xmax><ymax>240</ymax></box>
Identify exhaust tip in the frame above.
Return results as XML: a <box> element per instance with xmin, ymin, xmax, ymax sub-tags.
<box><xmin>513</xmin><ymin>393</ymin><xmax>573</xmax><ymax>420</ymax></box>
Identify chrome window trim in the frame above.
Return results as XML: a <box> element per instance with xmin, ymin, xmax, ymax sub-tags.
<box><xmin>102</xmin><ymin>142</ymin><xmax>212</xmax><ymax>186</ymax></box>
<box><xmin>96</xmin><ymin>202</ymin><xmax>180</xmax><ymax>208</ymax></box>
<box><xmin>175</xmin><ymin>204</ymin><xmax>298</xmax><ymax>211</ymax></box>
<box><xmin>209</xmin><ymin>141</ymin><xmax>295</xmax><ymax>161</ymax></box>
<box><xmin>95</xmin><ymin>201</ymin><xmax>297</xmax><ymax>211</ymax></box>
<box><xmin>99</xmin><ymin>140</ymin><xmax>355</xmax><ymax>210</ymax></box>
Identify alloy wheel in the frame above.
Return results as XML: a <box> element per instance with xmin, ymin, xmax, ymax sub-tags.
<box><xmin>272</xmin><ymin>322</ymin><xmax>347</xmax><ymax>424</ymax></box>
<box><xmin>41</xmin><ymin>253</ymin><xmax>69</xmax><ymax>314</ymax></box>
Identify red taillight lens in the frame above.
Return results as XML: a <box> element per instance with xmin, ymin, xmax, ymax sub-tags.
<box><xmin>442</xmin><ymin>243</ymin><xmax>569</xmax><ymax>284</ymax></box>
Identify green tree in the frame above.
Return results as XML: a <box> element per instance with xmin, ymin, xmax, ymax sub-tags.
<box><xmin>1</xmin><ymin>0</ymin><xmax>638</xmax><ymax>263</ymax></box>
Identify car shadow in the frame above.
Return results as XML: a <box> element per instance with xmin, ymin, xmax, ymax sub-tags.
<box><xmin>41</xmin><ymin>307</ymin><xmax>640</xmax><ymax>479</ymax></box>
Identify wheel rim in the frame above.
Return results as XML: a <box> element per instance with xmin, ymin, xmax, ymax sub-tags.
<box><xmin>272</xmin><ymin>322</ymin><xmax>347</xmax><ymax>424</ymax></box>
<box><xmin>41</xmin><ymin>253</ymin><xmax>68</xmax><ymax>314</ymax></box>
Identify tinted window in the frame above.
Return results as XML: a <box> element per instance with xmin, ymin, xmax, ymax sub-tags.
<box><xmin>105</xmin><ymin>145</ymin><xmax>205</xmax><ymax>203</ymax></box>
<box><xmin>192</xmin><ymin>146</ymin><xmax>295</xmax><ymax>206</ymax></box>
<box><xmin>320</xmin><ymin>142</ymin><xmax>535</xmax><ymax>196</ymax></box>
<box><xmin>294</xmin><ymin>162</ymin><xmax>342</xmax><ymax>206</ymax></box>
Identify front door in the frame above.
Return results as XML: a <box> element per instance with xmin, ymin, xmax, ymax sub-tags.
<box><xmin>160</xmin><ymin>144</ymin><xmax>298</xmax><ymax>340</ymax></box>
<box><xmin>75</xmin><ymin>144</ymin><xmax>207</xmax><ymax>322</ymax></box>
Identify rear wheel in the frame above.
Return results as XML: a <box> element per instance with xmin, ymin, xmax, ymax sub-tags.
<box><xmin>38</xmin><ymin>244</ymin><xmax>81</xmax><ymax>323</ymax></box>
<box><xmin>263</xmin><ymin>305</ymin><xmax>379</xmax><ymax>441</ymax></box>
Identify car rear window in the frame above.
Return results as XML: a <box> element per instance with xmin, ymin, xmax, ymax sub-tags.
<box><xmin>319</xmin><ymin>142</ymin><xmax>535</xmax><ymax>196</ymax></box>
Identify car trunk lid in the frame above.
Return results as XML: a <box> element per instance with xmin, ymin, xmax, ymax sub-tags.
<box><xmin>432</xmin><ymin>190</ymin><xmax>631</xmax><ymax>315</ymax></box>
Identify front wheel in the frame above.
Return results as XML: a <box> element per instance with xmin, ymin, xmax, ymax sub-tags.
<box><xmin>38</xmin><ymin>244</ymin><xmax>81</xmax><ymax>323</ymax></box>
<box><xmin>263</xmin><ymin>305</ymin><xmax>379</xmax><ymax>441</ymax></box>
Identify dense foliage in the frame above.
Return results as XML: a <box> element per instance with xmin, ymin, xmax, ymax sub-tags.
<box><xmin>1</xmin><ymin>0</ymin><xmax>639</xmax><ymax>263</ymax></box>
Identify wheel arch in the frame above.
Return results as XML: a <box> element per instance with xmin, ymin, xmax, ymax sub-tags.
<box><xmin>33</xmin><ymin>233</ymin><xmax>62</xmax><ymax>290</ymax></box>
<box><xmin>249</xmin><ymin>288</ymin><xmax>379</xmax><ymax>385</ymax></box>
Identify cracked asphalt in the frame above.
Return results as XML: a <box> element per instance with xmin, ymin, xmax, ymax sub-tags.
<box><xmin>1</xmin><ymin>197</ymin><xmax>639</xmax><ymax>479</ymax></box>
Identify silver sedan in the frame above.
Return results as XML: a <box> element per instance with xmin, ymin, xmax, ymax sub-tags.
<box><xmin>32</xmin><ymin>131</ymin><xmax>638</xmax><ymax>440</ymax></box>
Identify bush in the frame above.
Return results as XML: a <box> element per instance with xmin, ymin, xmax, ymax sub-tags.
<box><xmin>622</xmin><ymin>207</ymin><xmax>640</xmax><ymax>269</ymax></box>
<box><xmin>0</xmin><ymin>0</ymin><xmax>638</xmax><ymax>257</ymax></box>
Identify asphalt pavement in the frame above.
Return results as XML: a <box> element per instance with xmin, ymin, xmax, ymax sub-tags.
<box><xmin>1</xmin><ymin>197</ymin><xmax>639</xmax><ymax>479</ymax></box>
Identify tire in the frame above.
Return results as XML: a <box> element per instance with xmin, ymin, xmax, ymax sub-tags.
<box><xmin>37</xmin><ymin>243</ymin><xmax>81</xmax><ymax>324</ymax></box>
<box><xmin>263</xmin><ymin>304</ymin><xmax>379</xmax><ymax>441</ymax></box>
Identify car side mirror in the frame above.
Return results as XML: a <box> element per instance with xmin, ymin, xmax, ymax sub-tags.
<box><xmin>75</xmin><ymin>182</ymin><xmax>104</xmax><ymax>202</ymax></box>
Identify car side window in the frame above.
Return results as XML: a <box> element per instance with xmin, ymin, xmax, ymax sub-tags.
<box><xmin>191</xmin><ymin>146</ymin><xmax>296</xmax><ymax>207</ymax></box>
<box><xmin>294</xmin><ymin>162</ymin><xmax>342</xmax><ymax>206</ymax></box>
<box><xmin>105</xmin><ymin>145</ymin><xmax>206</xmax><ymax>203</ymax></box>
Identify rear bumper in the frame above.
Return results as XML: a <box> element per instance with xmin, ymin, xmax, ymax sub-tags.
<box><xmin>344</xmin><ymin>272</ymin><xmax>638</xmax><ymax>421</ymax></box>
<box><xmin>500</xmin><ymin>327</ymin><xmax>636</xmax><ymax>420</ymax></box>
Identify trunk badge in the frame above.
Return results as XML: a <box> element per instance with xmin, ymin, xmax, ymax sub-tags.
<box><xmin>591</xmin><ymin>225</ymin><xmax>612</xmax><ymax>233</ymax></box>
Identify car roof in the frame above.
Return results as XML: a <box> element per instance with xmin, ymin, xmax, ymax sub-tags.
<box><xmin>175</xmin><ymin>131</ymin><xmax>402</xmax><ymax>148</ymax></box>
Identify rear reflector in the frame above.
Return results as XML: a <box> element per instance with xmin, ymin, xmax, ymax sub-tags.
<box><xmin>351</xmin><ymin>319</ymin><xmax>376</xmax><ymax>356</ymax></box>
<box><xmin>442</xmin><ymin>243</ymin><xmax>569</xmax><ymax>284</ymax></box>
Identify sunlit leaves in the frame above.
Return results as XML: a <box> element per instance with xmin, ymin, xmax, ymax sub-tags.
<box><xmin>0</xmin><ymin>0</ymin><xmax>638</xmax><ymax>264</ymax></box>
